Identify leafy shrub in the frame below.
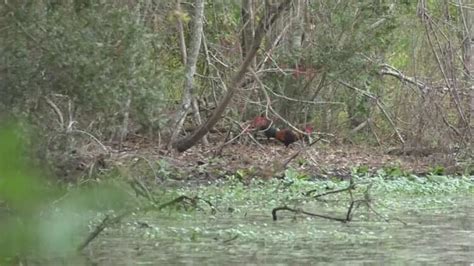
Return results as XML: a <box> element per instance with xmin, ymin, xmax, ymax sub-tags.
<box><xmin>1</xmin><ymin>2</ymin><xmax>180</xmax><ymax>137</ymax></box>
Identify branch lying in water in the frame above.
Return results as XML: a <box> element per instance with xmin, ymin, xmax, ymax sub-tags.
<box><xmin>77</xmin><ymin>195</ymin><xmax>215</xmax><ymax>252</ymax></box>
<box><xmin>273</xmin><ymin>179</ymin><xmax>407</xmax><ymax>225</ymax></box>
<box><xmin>272</xmin><ymin>206</ymin><xmax>348</xmax><ymax>222</ymax></box>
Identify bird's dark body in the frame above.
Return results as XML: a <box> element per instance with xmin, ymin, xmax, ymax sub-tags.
<box><xmin>275</xmin><ymin>129</ymin><xmax>302</xmax><ymax>147</ymax></box>
<box><xmin>263</xmin><ymin>126</ymin><xmax>278</xmax><ymax>139</ymax></box>
<box><xmin>250</xmin><ymin>116</ymin><xmax>313</xmax><ymax>147</ymax></box>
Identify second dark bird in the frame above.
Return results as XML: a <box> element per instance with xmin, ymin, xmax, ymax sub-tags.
<box><xmin>251</xmin><ymin>116</ymin><xmax>313</xmax><ymax>147</ymax></box>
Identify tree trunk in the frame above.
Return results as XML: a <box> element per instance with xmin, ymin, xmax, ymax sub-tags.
<box><xmin>192</xmin><ymin>97</ymin><xmax>209</xmax><ymax>145</ymax></box>
<box><xmin>167</xmin><ymin>0</ymin><xmax>205</xmax><ymax>150</ymax></box>
<box><xmin>460</xmin><ymin>0</ymin><xmax>473</xmax><ymax>140</ymax></box>
<box><xmin>119</xmin><ymin>90</ymin><xmax>132</xmax><ymax>150</ymax></box>
<box><xmin>173</xmin><ymin>0</ymin><xmax>292</xmax><ymax>152</ymax></box>
<box><xmin>176</xmin><ymin>0</ymin><xmax>187</xmax><ymax>65</ymax></box>
<box><xmin>240</xmin><ymin>0</ymin><xmax>254</xmax><ymax>58</ymax></box>
<box><xmin>290</xmin><ymin>0</ymin><xmax>304</xmax><ymax>54</ymax></box>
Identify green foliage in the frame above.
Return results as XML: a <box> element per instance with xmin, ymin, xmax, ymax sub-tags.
<box><xmin>234</xmin><ymin>169</ymin><xmax>247</xmax><ymax>181</ymax></box>
<box><xmin>205</xmin><ymin>0</ymin><xmax>241</xmax><ymax>42</ymax></box>
<box><xmin>379</xmin><ymin>164</ymin><xmax>409</xmax><ymax>178</ymax></box>
<box><xmin>285</xmin><ymin>168</ymin><xmax>310</xmax><ymax>181</ymax></box>
<box><xmin>0</xmin><ymin>123</ymin><xmax>57</xmax><ymax>259</ymax></box>
<box><xmin>261</xmin><ymin>0</ymin><xmax>400</xmax><ymax>126</ymax></box>
<box><xmin>370</xmin><ymin>174</ymin><xmax>473</xmax><ymax>195</ymax></box>
<box><xmin>429</xmin><ymin>165</ymin><xmax>445</xmax><ymax>175</ymax></box>
<box><xmin>1</xmin><ymin>3</ymin><xmax>180</xmax><ymax>135</ymax></box>
<box><xmin>353</xmin><ymin>165</ymin><xmax>370</xmax><ymax>175</ymax></box>
<box><xmin>308</xmin><ymin>1</ymin><xmax>397</xmax><ymax>77</ymax></box>
<box><xmin>0</xmin><ymin>123</ymin><xmax>131</xmax><ymax>261</ymax></box>
<box><xmin>0</xmin><ymin>123</ymin><xmax>56</xmax><ymax>212</ymax></box>
<box><xmin>156</xmin><ymin>159</ymin><xmax>171</xmax><ymax>177</ymax></box>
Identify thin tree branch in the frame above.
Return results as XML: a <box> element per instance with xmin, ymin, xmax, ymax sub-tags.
<box><xmin>174</xmin><ymin>0</ymin><xmax>292</xmax><ymax>152</ymax></box>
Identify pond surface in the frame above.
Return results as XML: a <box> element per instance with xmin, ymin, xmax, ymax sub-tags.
<box><xmin>85</xmin><ymin>196</ymin><xmax>473</xmax><ymax>265</ymax></box>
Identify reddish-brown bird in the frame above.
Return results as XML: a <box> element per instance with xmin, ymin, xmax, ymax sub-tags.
<box><xmin>274</xmin><ymin>126</ymin><xmax>313</xmax><ymax>147</ymax></box>
<box><xmin>250</xmin><ymin>116</ymin><xmax>313</xmax><ymax>147</ymax></box>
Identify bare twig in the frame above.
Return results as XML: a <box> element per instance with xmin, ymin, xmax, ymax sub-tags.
<box><xmin>267</xmin><ymin>88</ymin><xmax>344</xmax><ymax>106</ymax></box>
<box><xmin>420</xmin><ymin>8</ymin><xmax>469</xmax><ymax>129</ymax></box>
<box><xmin>129</xmin><ymin>177</ymin><xmax>156</xmax><ymax>203</ymax></box>
<box><xmin>174</xmin><ymin>0</ymin><xmax>292</xmax><ymax>152</ymax></box>
<box><xmin>77</xmin><ymin>215</ymin><xmax>111</xmax><ymax>252</ymax></box>
<box><xmin>225</xmin><ymin>118</ymin><xmax>266</xmax><ymax>150</ymax></box>
<box><xmin>345</xmin><ymin>199</ymin><xmax>366</xmax><ymax>221</ymax></box>
<box><xmin>70</xmin><ymin>130</ymin><xmax>109</xmax><ymax>153</ymax></box>
<box><xmin>304</xmin><ymin>180</ymin><xmax>355</xmax><ymax>197</ymax></box>
<box><xmin>338</xmin><ymin>80</ymin><xmax>405</xmax><ymax>144</ymax></box>
<box><xmin>131</xmin><ymin>155</ymin><xmax>160</xmax><ymax>182</ymax></box>
<box><xmin>43</xmin><ymin>96</ymin><xmax>65</xmax><ymax>129</ymax></box>
<box><xmin>222</xmin><ymin>235</ymin><xmax>239</xmax><ymax>244</ymax></box>
<box><xmin>365</xmin><ymin>203</ymin><xmax>408</xmax><ymax>226</ymax></box>
<box><xmin>282</xmin><ymin>136</ymin><xmax>324</xmax><ymax>168</ymax></box>
<box><xmin>379</xmin><ymin>63</ymin><xmax>465</xmax><ymax>139</ymax></box>
<box><xmin>272</xmin><ymin>206</ymin><xmax>347</xmax><ymax>222</ymax></box>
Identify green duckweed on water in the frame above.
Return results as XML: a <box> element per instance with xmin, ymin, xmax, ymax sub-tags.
<box><xmin>80</xmin><ymin>174</ymin><xmax>473</xmax><ymax>265</ymax></box>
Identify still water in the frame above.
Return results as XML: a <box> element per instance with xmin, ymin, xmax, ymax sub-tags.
<box><xmin>85</xmin><ymin>196</ymin><xmax>473</xmax><ymax>265</ymax></box>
